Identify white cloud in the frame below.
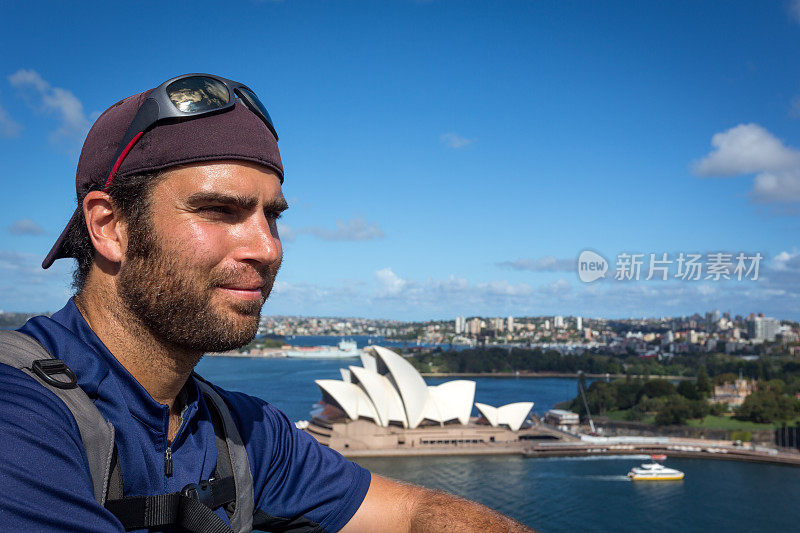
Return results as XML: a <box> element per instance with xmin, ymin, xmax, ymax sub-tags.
<box><xmin>370</xmin><ymin>269</ymin><xmax>543</xmax><ymax>314</ymax></box>
<box><xmin>439</xmin><ymin>132</ymin><xmax>473</xmax><ymax>149</ymax></box>
<box><xmin>477</xmin><ymin>280</ymin><xmax>534</xmax><ymax>297</ymax></box>
<box><xmin>693</xmin><ymin>123</ymin><xmax>800</xmax><ymax>205</ymax></box>
<box><xmin>749</xmin><ymin>167</ymin><xmax>800</xmax><ymax>204</ymax></box>
<box><xmin>538</xmin><ymin>278</ymin><xmax>572</xmax><ymax>296</ymax></box>
<box><xmin>375</xmin><ymin>267</ymin><xmax>407</xmax><ymax>296</ymax></box>
<box><xmin>696</xmin><ymin>283</ymin><xmax>716</xmax><ymax>296</ymax></box>
<box><xmin>497</xmin><ymin>256</ymin><xmax>575</xmax><ymax>272</ymax></box>
<box><xmin>276</xmin><ymin>217</ymin><xmax>384</xmax><ymax>243</ymax></box>
<box><xmin>0</xmin><ymin>100</ymin><xmax>22</xmax><ymax>138</ymax></box>
<box><xmin>271</xmin><ymin>280</ymin><xmax>359</xmax><ymax>303</ymax></box>
<box><xmin>771</xmin><ymin>249</ymin><xmax>800</xmax><ymax>271</ymax></box>
<box><xmin>8</xmin><ymin>69</ymin><xmax>91</xmax><ymax>149</ymax></box>
<box><xmin>693</xmin><ymin>123</ymin><xmax>800</xmax><ymax>176</ymax></box>
<box><xmin>9</xmin><ymin>218</ymin><xmax>44</xmax><ymax>235</ymax></box>
<box><xmin>307</xmin><ymin>217</ymin><xmax>384</xmax><ymax>241</ymax></box>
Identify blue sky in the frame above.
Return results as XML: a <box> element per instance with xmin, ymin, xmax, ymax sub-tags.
<box><xmin>1</xmin><ymin>0</ymin><xmax>800</xmax><ymax>321</ymax></box>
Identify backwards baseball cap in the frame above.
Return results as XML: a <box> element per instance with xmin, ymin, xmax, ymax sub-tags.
<box><xmin>42</xmin><ymin>74</ymin><xmax>283</xmax><ymax>269</ymax></box>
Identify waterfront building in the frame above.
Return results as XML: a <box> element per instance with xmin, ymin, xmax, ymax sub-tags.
<box><xmin>544</xmin><ymin>409</ymin><xmax>580</xmax><ymax>432</ymax></box>
<box><xmin>747</xmin><ymin>316</ymin><xmax>780</xmax><ymax>342</ymax></box>
<box><xmin>469</xmin><ymin>317</ymin><xmax>482</xmax><ymax>336</ymax></box>
<box><xmin>455</xmin><ymin>315</ymin><xmax>465</xmax><ymax>334</ymax></box>
<box><xmin>711</xmin><ymin>378</ymin><xmax>757</xmax><ymax>407</ymax></box>
<box><xmin>490</xmin><ymin>317</ymin><xmax>505</xmax><ymax>333</ymax></box>
<box><xmin>306</xmin><ymin>346</ymin><xmax>541</xmax><ymax>452</ymax></box>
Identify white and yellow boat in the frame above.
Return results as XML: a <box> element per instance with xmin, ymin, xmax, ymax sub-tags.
<box><xmin>627</xmin><ymin>462</ymin><xmax>684</xmax><ymax>481</ymax></box>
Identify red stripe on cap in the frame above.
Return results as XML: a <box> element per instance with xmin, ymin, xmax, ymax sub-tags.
<box><xmin>103</xmin><ymin>131</ymin><xmax>144</xmax><ymax>191</ymax></box>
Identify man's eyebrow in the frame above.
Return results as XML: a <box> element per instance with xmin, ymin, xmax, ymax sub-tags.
<box><xmin>263</xmin><ymin>198</ymin><xmax>290</xmax><ymax>212</ymax></box>
<box><xmin>185</xmin><ymin>192</ymin><xmax>288</xmax><ymax>212</ymax></box>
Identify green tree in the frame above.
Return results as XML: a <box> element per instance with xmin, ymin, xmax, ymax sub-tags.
<box><xmin>696</xmin><ymin>368</ymin><xmax>711</xmax><ymax>394</ymax></box>
<box><xmin>640</xmin><ymin>379</ymin><xmax>675</xmax><ymax>399</ymax></box>
<box><xmin>713</xmin><ymin>372</ymin><xmax>738</xmax><ymax>386</ymax></box>
<box><xmin>677</xmin><ymin>380</ymin><xmax>700</xmax><ymax>400</ymax></box>
<box><xmin>655</xmin><ymin>396</ymin><xmax>692</xmax><ymax>425</ymax></box>
<box><xmin>736</xmin><ymin>390</ymin><xmax>798</xmax><ymax>424</ymax></box>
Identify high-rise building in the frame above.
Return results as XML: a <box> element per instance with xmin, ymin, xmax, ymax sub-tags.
<box><xmin>507</xmin><ymin>316</ymin><xmax>514</xmax><ymax>333</ymax></box>
<box><xmin>747</xmin><ymin>316</ymin><xmax>780</xmax><ymax>342</ymax></box>
<box><xmin>544</xmin><ymin>320</ymin><xmax>550</xmax><ymax>331</ymax></box>
<box><xmin>554</xmin><ymin>316</ymin><xmax>564</xmax><ymax>328</ymax></box>
<box><xmin>576</xmin><ymin>316</ymin><xmax>582</xmax><ymax>331</ymax></box>
<box><xmin>469</xmin><ymin>317</ymin><xmax>482</xmax><ymax>336</ymax></box>
<box><xmin>455</xmin><ymin>316</ymin><xmax>465</xmax><ymax>335</ymax></box>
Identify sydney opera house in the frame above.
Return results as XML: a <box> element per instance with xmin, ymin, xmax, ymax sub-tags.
<box><xmin>303</xmin><ymin>345</ymin><xmax>538</xmax><ymax>454</ymax></box>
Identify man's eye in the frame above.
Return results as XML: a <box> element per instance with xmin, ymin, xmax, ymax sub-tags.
<box><xmin>201</xmin><ymin>205</ymin><xmax>233</xmax><ymax>215</ymax></box>
<box><xmin>266</xmin><ymin>211</ymin><xmax>284</xmax><ymax>221</ymax></box>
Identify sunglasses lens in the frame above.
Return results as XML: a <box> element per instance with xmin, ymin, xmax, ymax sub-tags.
<box><xmin>237</xmin><ymin>87</ymin><xmax>278</xmax><ymax>140</ymax></box>
<box><xmin>166</xmin><ymin>76</ymin><xmax>230</xmax><ymax>113</ymax></box>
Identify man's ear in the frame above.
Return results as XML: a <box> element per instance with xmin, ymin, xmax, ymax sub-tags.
<box><xmin>83</xmin><ymin>191</ymin><xmax>127</xmax><ymax>264</ymax></box>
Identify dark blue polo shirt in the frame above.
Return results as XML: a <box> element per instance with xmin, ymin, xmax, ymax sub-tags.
<box><xmin>0</xmin><ymin>299</ymin><xmax>371</xmax><ymax>532</ymax></box>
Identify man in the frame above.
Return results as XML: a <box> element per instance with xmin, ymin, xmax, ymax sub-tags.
<box><xmin>0</xmin><ymin>74</ymin><xmax>532</xmax><ymax>532</ymax></box>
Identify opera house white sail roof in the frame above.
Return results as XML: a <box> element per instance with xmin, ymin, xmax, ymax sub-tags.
<box><xmin>474</xmin><ymin>402</ymin><xmax>536</xmax><ymax>431</ymax></box>
<box><xmin>314</xmin><ymin>345</ymin><xmax>533</xmax><ymax>431</ymax></box>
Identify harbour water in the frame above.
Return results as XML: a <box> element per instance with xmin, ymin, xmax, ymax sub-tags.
<box><xmin>195</xmin><ymin>356</ymin><xmax>800</xmax><ymax>532</ymax></box>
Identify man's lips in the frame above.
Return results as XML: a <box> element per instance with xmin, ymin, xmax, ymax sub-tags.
<box><xmin>217</xmin><ymin>281</ymin><xmax>267</xmax><ymax>299</ymax></box>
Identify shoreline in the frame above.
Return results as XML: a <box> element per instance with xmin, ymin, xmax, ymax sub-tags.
<box><xmin>420</xmin><ymin>372</ymin><xmax>693</xmax><ymax>380</ymax></box>
<box><xmin>343</xmin><ymin>440</ymin><xmax>800</xmax><ymax>467</ymax></box>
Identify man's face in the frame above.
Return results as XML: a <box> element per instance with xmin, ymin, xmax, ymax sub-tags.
<box><xmin>117</xmin><ymin>161</ymin><xmax>287</xmax><ymax>353</ymax></box>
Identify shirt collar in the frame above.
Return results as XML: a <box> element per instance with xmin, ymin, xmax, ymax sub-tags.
<box><xmin>42</xmin><ymin>297</ymin><xmax>200</xmax><ymax>434</ymax></box>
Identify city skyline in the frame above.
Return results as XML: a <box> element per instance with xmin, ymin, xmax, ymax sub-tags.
<box><xmin>2</xmin><ymin>2</ymin><xmax>800</xmax><ymax>320</ymax></box>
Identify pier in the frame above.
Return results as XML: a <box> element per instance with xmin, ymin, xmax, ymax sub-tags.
<box><xmin>330</xmin><ymin>424</ymin><xmax>800</xmax><ymax>467</ymax></box>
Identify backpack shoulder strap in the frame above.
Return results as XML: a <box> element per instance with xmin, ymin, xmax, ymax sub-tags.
<box><xmin>195</xmin><ymin>376</ymin><xmax>254</xmax><ymax>533</ymax></box>
<box><xmin>0</xmin><ymin>330</ymin><xmax>116</xmax><ymax>505</ymax></box>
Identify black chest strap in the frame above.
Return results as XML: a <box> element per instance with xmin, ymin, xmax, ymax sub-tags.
<box><xmin>103</xmin><ymin>386</ymin><xmax>241</xmax><ymax>532</ymax></box>
<box><xmin>104</xmin><ymin>479</ymin><xmax>236</xmax><ymax>532</ymax></box>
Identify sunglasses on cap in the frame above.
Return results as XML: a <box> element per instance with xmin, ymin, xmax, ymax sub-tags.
<box><xmin>103</xmin><ymin>73</ymin><xmax>278</xmax><ymax>191</ymax></box>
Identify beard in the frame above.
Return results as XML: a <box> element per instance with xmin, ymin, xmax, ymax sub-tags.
<box><xmin>117</xmin><ymin>221</ymin><xmax>279</xmax><ymax>354</ymax></box>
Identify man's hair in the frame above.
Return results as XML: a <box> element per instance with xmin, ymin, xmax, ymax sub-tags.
<box><xmin>66</xmin><ymin>171</ymin><xmax>164</xmax><ymax>291</ymax></box>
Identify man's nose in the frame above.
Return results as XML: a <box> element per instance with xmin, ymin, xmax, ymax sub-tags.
<box><xmin>237</xmin><ymin>213</ymin><xmax>282</xmax><ymax>265</ymax></box>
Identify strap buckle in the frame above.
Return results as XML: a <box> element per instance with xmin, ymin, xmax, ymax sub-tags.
<box><xmin>181</xmin><ymin>480</ymin><xmax>214</xmax><ymax>508</ymax></box>
<box><xmin>31</xmin><ymin>359</ymin><xmax>77</xmax><ymax>389</ymax></box>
